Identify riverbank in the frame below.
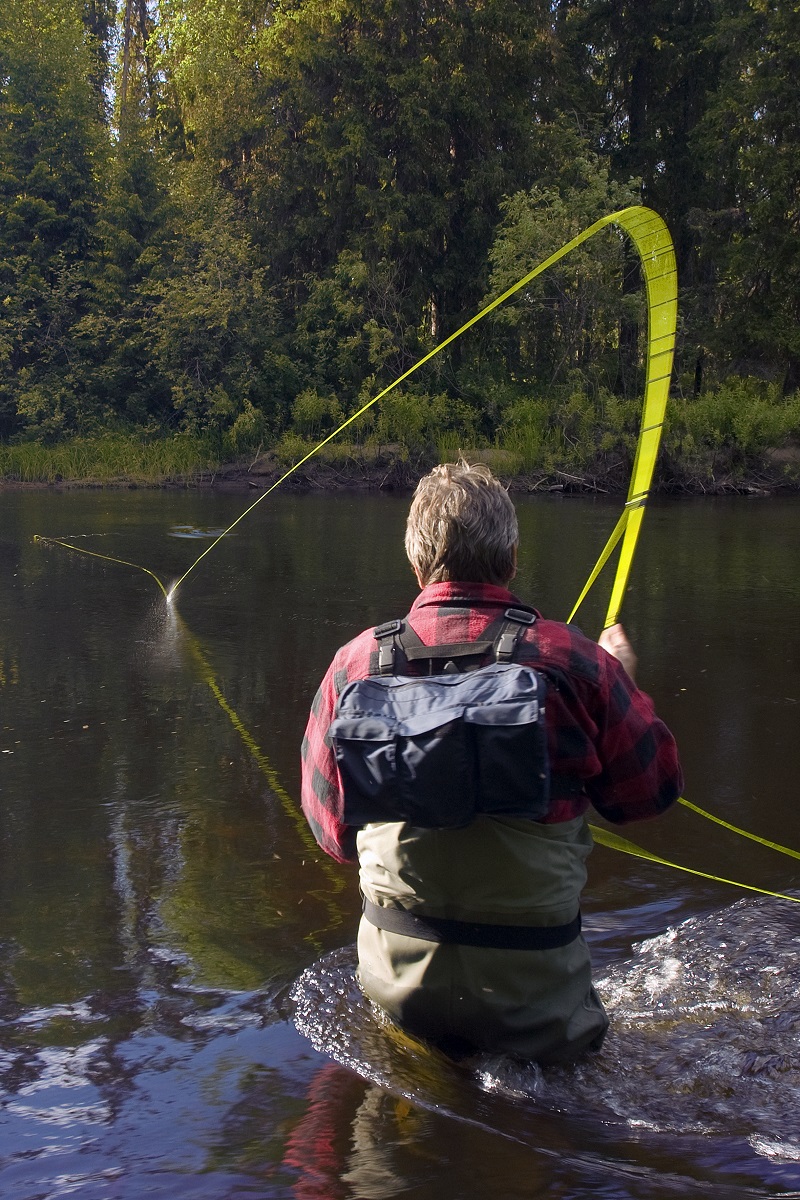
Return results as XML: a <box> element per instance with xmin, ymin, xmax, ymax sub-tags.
<box><xmin>197</xmin><ymin>444</ymin><xmax>800</xmax><ymax>496</ymax></box>
<box><xmin>3</xmin><ymin>378</ymin><xmax>800</xmax><ymax>494</ymax></box>
<box><xmin>2</xmin><ymin>438</ymin><xmax>799</xmax><ymax>495</ymax></box>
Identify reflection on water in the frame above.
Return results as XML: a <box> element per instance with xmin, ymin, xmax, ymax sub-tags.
<box><xmin>0</xmin><ymin>969</ymin><xmax>294</xmax><ymax>1199</ymax></box>
<box><xmin>168</xmin><ymin>525</ymin><xmax>228</xmax><ymax>539</ymax></box>
<box><xmin>1</xmin><ymin>490</ymin><xmax>800</xmax><ymax>1197</ymax></box>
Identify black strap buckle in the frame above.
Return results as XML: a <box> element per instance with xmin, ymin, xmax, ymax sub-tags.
<box><xmin>504</xmin><ymin>607</ymin><xmax>537</xmax><ymax>626</ymax></box>
<box><xmin>373</xmin><ymin>620</ymin><xmax>403</xmax><ymax>640</ymax></box>
<box><xmin>373</xmin><ymin>619</ymin><xmax>403</xmax><ymax>676</ymax></box>
<box><xmin>495</xmin><ymin>607</ymin><xmax>537</xmax><ymax>663</ymax></box>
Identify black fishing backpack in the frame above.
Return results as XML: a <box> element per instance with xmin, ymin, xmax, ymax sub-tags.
<box><xmin>330</xmin><ymin>608</ymin><xmax>550</xmax><ymax>829</ymax></box>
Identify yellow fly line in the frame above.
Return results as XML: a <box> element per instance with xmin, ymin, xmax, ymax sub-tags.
<box><xmin>165</xmin><ymin>205</ymin><xmax>676</xmax><ymax>605</ymax></box>
<box><xmin>32</xmin><ymin>207</ymin><xmax>799</xmax><ymax>902</ymax></box>
<box><xmin>589</xmin><ymin>824</ymin><xmax>800</xmax><ymax>905</ymax></box>
<box><xmin>33</xmin><ymin>535</ymin><xmax>170</xmax><ymax>598</ymax></box>
<box><xmin>676</xmin><ymin>796</ymin><xmax>800</xmax><ymax>861</ymax></box>
<box><xmin>563</xmin><ymin>207</ymin><xmax>678</xmax><ymax>628</ymax></box>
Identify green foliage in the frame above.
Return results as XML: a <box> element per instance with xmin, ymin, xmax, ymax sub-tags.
<box><xmin>689</xmin><ymin>0</ymin><xmax>800</xmax><ymax>390</ymax></box>
<box><xmin>370</xmin><ymin>390</ymin><xmax>479</xmax><ymax>460</ymax></box>
<box><xmin>141</xmin><ymin>178</ymin><xmax>286</xmax><ymax>436</ymax></box>
<box><xmin>291</xmin><ymin>389</ymin><xmax>344</xmax><ymax>440</ymax></box>
<box><xmin>1</xmin><ymin>0</ymin><xmax>800</xmax><ymax>489</ymax></box>
<box><xmin>63</xmin><ymin>108</ymin><xmax>173</xmax><ymax>431</ymax></box>
<box><xmin>495</xmin><ymin>383</ymin><xmax>640</xmax><ymax>475</ymax></box>
<box><xmin>225</xmin><ymin>398</ymin><xmax>269</xmax><ymax>455</ymax></box>
<box><xmin>81</xmin><ymin>0</ymin><xmax>117</xmax><ymax>108</ymax></box>
<box><xmin>0</xmin><ymin>433</ymin><xmax>220</xmax><ymax>483</ymax></box>
<box><xmin>292</xmin><ymin>251</ymin><xmax>415</xmax><ymax>403</ymax></box>
<box><xmin>484</xmin><ymin>159</ymin><xmax>644</xmax><ymax>394</ymax></box>
<box><xmin>158</xmin><ymin>0</ymin><xmax>580</xmax><ymax>359</ymax></box>
<box><xmin>665</xmin><ymin>378</ymin><xmax>800</xmax><ymax>480</ymax></box>
<box><xmin>272</xmin><ymin>387</ymin><xmax>479</xmax><ymax>466</ymax></box>
<box><xmin>0</xmin><ymin>0</ymin><xmax>106</xmax><ymax>437</ymax></box>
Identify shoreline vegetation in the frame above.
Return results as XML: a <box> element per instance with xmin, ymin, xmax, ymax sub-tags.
<box><xmin>2</xmin><ymin>378</ymin><xmax>799</xmax><ymax>495</ymax></box>
<box><xmin>5</xmin><ymin>2</ymin><xmax>800</xmax><ymax>494</ymax></box>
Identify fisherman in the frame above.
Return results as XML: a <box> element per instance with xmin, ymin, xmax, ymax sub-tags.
<box><xmin>300</xmin><ymin>461</ymin><xmax>682</xmax><ymax>1064</ymax></box>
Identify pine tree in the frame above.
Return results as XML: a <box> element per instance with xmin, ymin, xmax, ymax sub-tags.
<box><xmin>694</xmin><ymin>0</ymin><xmax>800</xmax><ymax>390</ymax></box>
<box><xmin>0</xmin><ymin>0</ymin><xmax>106</xmax><ymax>436</ymax></box>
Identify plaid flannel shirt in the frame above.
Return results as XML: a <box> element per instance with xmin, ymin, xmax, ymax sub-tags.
<box><xmin>301</xmin><ymin>581</ymin><xmax>683</xmax><ymax>863</ymax></box>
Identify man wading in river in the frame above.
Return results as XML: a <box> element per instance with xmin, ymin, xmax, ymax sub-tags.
<box><xmin>301</xmin><ymin>461</ymin><xmax>682</xmax><ymax>1063</ymax></box>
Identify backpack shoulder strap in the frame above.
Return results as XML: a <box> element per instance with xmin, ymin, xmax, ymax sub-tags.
<box><xmin>494</xmin><ymin>607</ymin><xmax>537</xmax><ymax>663</ymax></box>
<box><xmin>372</xmin><ymin>619</ymin><xmax>403</xmax><ymax>676</ymax></box>
<box><xmin>372</xmin><ymin>619</ymin><xmax>494</xmax><ymax>676</ymax></box>
<box><xmin>372</xmin><ymin>605</ymin><xmax>537</xmax><ymax>676</ymax></box>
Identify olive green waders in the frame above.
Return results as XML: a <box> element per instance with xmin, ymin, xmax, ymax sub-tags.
<box><xmin>356</xmin><ymin>814</ymin><xmax>608</xmax><ymax>1064</ymax></box>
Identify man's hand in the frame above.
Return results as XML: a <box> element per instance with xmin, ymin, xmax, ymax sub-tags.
<box><xmin>597</xmin><ymin>623</ymin><xmax>637</xmax><ymax>682</ymax></box>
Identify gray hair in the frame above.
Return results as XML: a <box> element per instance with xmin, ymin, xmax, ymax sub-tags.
<box><xmin>405</xmin><ymin>461</ymin><xmax>518</xmax><ymax>586</ymax></box>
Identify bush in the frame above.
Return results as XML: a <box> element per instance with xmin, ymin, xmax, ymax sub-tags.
<box><xmin>290</xmin><ymin>389</ymin><xmax>344</xmax><ymax>440</ymax></box>
<box><xmin>495</xmin><ymin>385</ymin><xmax>638</xmax><ymax>474</ymax></box>
<box><xmin>368</xmin><ymin>391</ymin><xmax>478</xmax><ymax>456</ymax></box>
<box><xmin>665</xmin><ymin>377</ymin><xmax>800</xmax><ymax>480</ymax></box>
<box><xmin>224</xmin><ymin>399</ymin><xmax>269</xmax><ymax>456</ymax></box>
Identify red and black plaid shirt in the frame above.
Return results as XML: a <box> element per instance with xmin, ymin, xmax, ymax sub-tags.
<box><xmin>301</xmin><ymin>582</ymin><xmax>682</xmax><ymax>863</ymax></box>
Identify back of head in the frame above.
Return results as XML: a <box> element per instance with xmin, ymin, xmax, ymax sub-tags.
<box><xmin>405</xmin><ymin>460</ymin><xmax>518</xmax><ymax>587</ymax></box>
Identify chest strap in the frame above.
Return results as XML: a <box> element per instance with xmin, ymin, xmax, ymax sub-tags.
<box><xmin>362</xmin><ymin>896</ymin><xmax>581</xmax><ymax>950</ymax></box>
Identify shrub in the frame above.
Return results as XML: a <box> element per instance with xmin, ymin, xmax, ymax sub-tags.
<box><xmin>494</xmin><ymin>385</ymin><xmax>638</xmax><ymax>474</ymax></box>
<box><xmin>665</xmin><ymin>377</ymin><xmax>800</xmax><ymax>480</ymax></box>
<box><xmin>290</xmin><ymin>389</ymin><xmax>344</xmax><ymax>440</ymax></box>
<box><xmin>368</xmin><ymin>391</ymin><xmax>478</xmax><ymax>455</ymax></box>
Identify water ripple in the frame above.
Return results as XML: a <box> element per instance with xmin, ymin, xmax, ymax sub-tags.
<box><xmin>291</xmin><ymin>895</ymin><xmax>800</xmax><ymax>1190</ymax></box>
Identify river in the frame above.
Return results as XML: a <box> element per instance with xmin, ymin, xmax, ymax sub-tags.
<box><xmin>1</xmin><ymin>488</ymin><xmax>799</xmax><ymax>1198</ymax></box>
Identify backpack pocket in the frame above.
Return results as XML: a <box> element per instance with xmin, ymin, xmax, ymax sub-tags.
<box><xmin>331</xmin><ymin>664</ymin><xmax>549</xmax><ymax>828</ymax></box>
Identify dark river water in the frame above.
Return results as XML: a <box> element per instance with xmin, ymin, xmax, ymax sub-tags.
<box><xmin>1</xmin><ymin>488</ymin><xmax>799</xmax><ymax>1199</ymax></box>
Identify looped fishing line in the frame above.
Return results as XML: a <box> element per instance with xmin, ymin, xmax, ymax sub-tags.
<box><xmin>33</xmin><ymin>535</ymin><xmax>169</xmax><ymax>598</ymax></box>
<box><xmin>166</xmin><ymin>205</ymin><xmax>676</xmax><ymax>607</ymax></box>
<box><xmin>32</xmin><ymin>208</ymin><xmax>799</xmax><ymax>902</ymax></box>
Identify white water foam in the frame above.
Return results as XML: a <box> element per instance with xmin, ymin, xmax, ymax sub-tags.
<box><xmin>292</xmin><ymin>895</ymin><xmax>800</xmax><ymax>1147</ymax></box>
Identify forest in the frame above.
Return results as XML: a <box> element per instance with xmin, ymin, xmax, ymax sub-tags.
<box><xmin>1</xmin><ymin>0</ymin><xmax>799</xmax><ymax>487</ymax></box>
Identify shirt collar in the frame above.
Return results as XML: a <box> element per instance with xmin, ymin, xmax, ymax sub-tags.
<box><xmin>409</xmin><ymin>580</ymin><xmax>528</xmax><ymax>612</ymax></box>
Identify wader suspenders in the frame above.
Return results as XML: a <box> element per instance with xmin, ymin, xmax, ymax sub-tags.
<box><xmin>361</xmin><ymin>606</ymin><xmax>582</xmax><ymax>952</ymax></box>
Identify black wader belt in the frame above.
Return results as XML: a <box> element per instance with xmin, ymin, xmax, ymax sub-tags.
<box><xmin>362</xmin><ymin>897</ymin><xmax>581</xmax><ymax>950</ymax></box>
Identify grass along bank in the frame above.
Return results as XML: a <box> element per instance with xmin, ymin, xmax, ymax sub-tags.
<box><xmin>0</xmin><ymin>434</ymin><xmax>222</xmax><ymax>486</ymax></box>
<box><xmin>2</xmin><ymin>378</ymin><xmax>800</xmax><ymax>493</ymax></box>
